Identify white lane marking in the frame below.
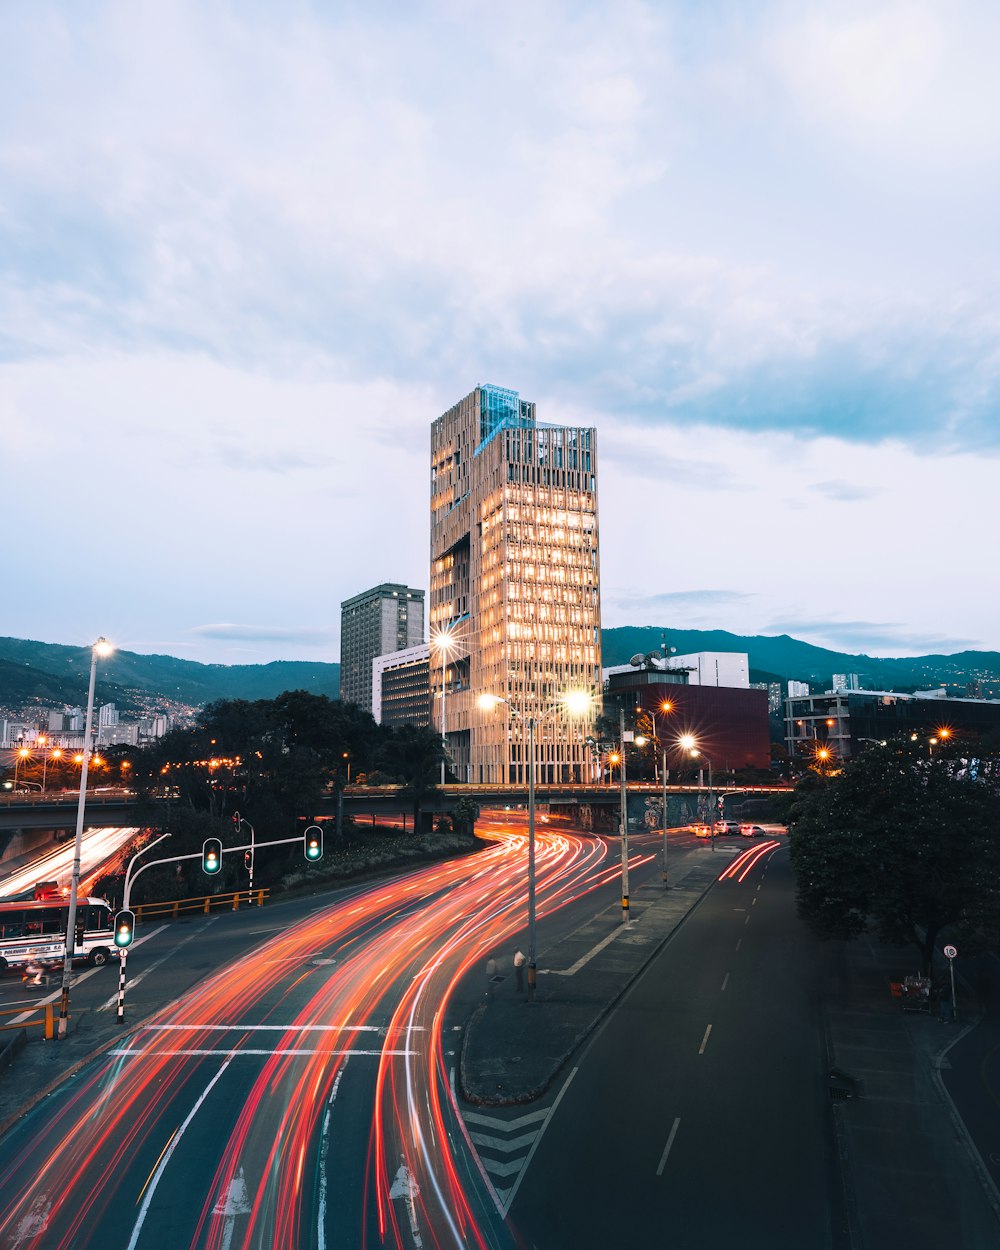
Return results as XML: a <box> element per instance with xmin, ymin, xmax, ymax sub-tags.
<box><xmin>752</xmin><ymin>897</ymin><xmax>757</xmax><ymax>906</ymax></box>
<box><xmin>543</xmin><ymin>925</ymin><xmax>629</xmax><ymax>976</ymax></box>
<box><xmin>389</xmin><ymin>1162</ymin><xmax>423</xmax><ymax>1249</ymax></box>
<box><xmin>464</xmin><ymin>1107</ymin><xmax>548</xmax><ymax>1132</ymax></box>
<box><xmin>317</xmin><ymin>1056</ymin><xmax>349</xmax><ymax>1250</ymax></box>
<box><xmin>215</xmin><ymin>1168</ymin><xmax>252</xmax><ymax>1250</ymax></box>
<box><xmin>501</xmin><ymin>1066</ymin><xmax>579</xmax><ymax>1214</ymax></box>
<box><xmin>98</xmin><ymin>920</ymin><xmax>215</xmax><ymax>1011</ymax></box>
<box><xmin>745</xmin><ymin>914</ymin><xmax>751</xmax><ymax>925</ymax></box>
<box><xmin>720</xmin><ymin>973</ymin><xmax>730</xmax><ymax>992</ymax></box>
<box><xmin>656</xmin><ymin>1117</ymin><xmax>681</xmax><ymax>1176</ymax></box>
<box><xmin>126</xmin><ymin>1058</ymin><xmax>234</xmax><ymax>1250</ymax></box>
<box><xmin>7</xmin><ymin>924</ymin><xmax>170</xmax><ymax>1024</ymax></box>
<box><xmin>698</xmin><ymin>1024</ymin><xmax>713</xmax><ymax>1055</ymax></box>
<box><xmin>248</xmin><ymin>926</ymin><xmax>283</xmax><ymax>934</ymax></box>
<box><xmin>735</xmin><ymin>938</ymin><xmax>742</xmax><ymax>951</ymax></box>
<box><xmin>469</xmin><ymin>1130</ymin><xmax>540</xmax><ymax>1153</ymax></box>
<box><xmin>110</xmin><ymin>1047</ymin><xmax>414</xmax><ymax>1057</ymax></box>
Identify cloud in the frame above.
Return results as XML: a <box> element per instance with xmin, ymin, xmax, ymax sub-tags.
<box><xmin>811</xmin><ymin>480</ymin><xmax>880</xmax><ymax>502</ymax></box>
<box><xmin>189</xmin><ymin>624</ymin><xmax>336</xmax><ymax>647</ymax></box>
<box><xmin>765</xmin><ymin>618</ymin><xmax>981</xmax><ymax>655</ymax></box>
<box><xmin>610</xmin><ymin>589</ymin><xmax>754</xmax><ymax>611</ymax></box>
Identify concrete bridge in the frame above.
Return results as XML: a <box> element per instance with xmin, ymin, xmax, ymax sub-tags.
<box><xmin>0</xmin><ymin>781</ymin><xmax>790</xmax><ymax>835</ymax></box>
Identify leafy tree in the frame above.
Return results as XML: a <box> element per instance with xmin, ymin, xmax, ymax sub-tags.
<box><xmin>378</xmin><ymin>723</ymin><xmax>442</xmax><ymax>831</ymax></box>
<box><xmin>452</xmin><ymin>797</ymin><xmax>481</xmax><ymax>837</ymax></box>
<box><xmin>789</xmin><ymin>739</ymin><xmax>1000</xmax><ymax>974</ymax></box>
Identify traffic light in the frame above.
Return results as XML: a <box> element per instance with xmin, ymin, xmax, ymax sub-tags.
<box><xmin>303</xmin><ymin>825</ymin><xmax>323</xmax><ymax>862</ymax></box>
<box><xmin>202</xmin><ymin>838</ymin><xmax>223</xmax><ymax>875</ymax></box>
<box><xmin>114</xmin><ymin>909</ymin><xmax>136</xmax><ymax>949</ymax></box>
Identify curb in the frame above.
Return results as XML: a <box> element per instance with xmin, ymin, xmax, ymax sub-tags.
<box><xmin>930</xmin><ymin>1018</ymin><xmax>1000</xmax><ymax>1228</ymax></box>
<box><xmin>458</xmin><ymin>863</ymin><xmax>721</xmax><ymax>1107</ymax></box>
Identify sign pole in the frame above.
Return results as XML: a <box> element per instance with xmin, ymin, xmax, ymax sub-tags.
<box><xmin>943</xmin><ymin>945</ymin><xmax>958</xmax><ymax>1022</ymax></box>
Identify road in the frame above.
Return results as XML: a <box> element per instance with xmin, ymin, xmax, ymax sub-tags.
<box><xmin>0</xmin><ymin>826</ymin><xmax>140</xmax><ymax>898</ymax></box>
<box><xmin>0</xmin><ymin>816</ymin><xmax>655</xmax><ymax>1249</ymax></box>
<box><xmin>0</xmin><ymin>822</ymin><xmax>843</xmax><ymax>1248</ymax></box>
<box><xmin>508</xmin><ymin>843</ymin><xmax>845</xmax><ymax>1249</ymax></box>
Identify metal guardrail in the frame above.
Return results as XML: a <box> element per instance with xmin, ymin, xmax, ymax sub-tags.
<box><xmin>0</xmin><ymin>1002</ymin><xmax>55</xmax><ymax>1040</ymax></box>
<box><xmin>134</xmin><ymin>889</ymin><xmax>269</xmax><ymax>920</ymax></box>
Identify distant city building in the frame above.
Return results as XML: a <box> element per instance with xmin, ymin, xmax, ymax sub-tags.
<box><xmin>373</xmin><ymin>643</ymin><xmax>431</xmax><ymax>728</ymax></box>
<box><xmin>670</xmin><ymin>652</ymin><xmax>750</xmax><ymax>689</ymax></box>
<box><xmin>830</xmin><ymin>673</ymin><xmax>861</xmax><ymax>692</ymax></box>
<box><xmin>98</xmin><ymin>703</ymin><xmax>119</xmax><ymax>729</ymax></box>
<box><xmin>786</xmin><ymin>688</ymin><xmax>1000</xmax><ymax>761</ymax></box>
<box><xmin>430</xmin><ymin>383</ymin><xmax>601</xmax><ymax>783</ymax></box>
<box><xmin>339</xmin><ymin>583</ymin><xmax>425</xmax><ymax>714</ymax></box>
<box><xmin>605</xmin><ymin>659</ymin><xmax>770</xmax><ymax>772</ymax></box>
<box><xmin>787</xmin><ymin>680</ymin><xmax>810</xmax><ymax>698</ymax></box>
<box><xmin>98</xmin><ymin>723</ymin><xmax>139</xmax><ymax>747</ymax></box>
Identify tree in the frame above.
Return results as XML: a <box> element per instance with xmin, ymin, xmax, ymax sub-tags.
<box><xmin>378</xmin><ymin>724</ymin><xmax>442</xmax><ymax>831</ymax></box>
<box><xmin>789</xmin><ymin>739</ymin><xmax>1000</xmax><ymax>974</ymax></box>
<box><xmin>452</xmin><ymin>797</ymin><xmax>481</xmax><ymax>837</ymax></box>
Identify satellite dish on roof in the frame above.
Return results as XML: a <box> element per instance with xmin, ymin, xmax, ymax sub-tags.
<box><xmin>629</xmin><ymin>654</ymin><xmax>646</xmax><ymax>667</ymax></box>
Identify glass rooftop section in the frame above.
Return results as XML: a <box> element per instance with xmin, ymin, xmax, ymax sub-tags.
<box><xmin>476</xmin><ymin>383</ymin><xmax>533</xmax><ymax>454</ymax></box>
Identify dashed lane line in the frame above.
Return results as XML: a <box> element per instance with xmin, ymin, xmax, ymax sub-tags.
<box><xmin>656</xmin><ymin>1118</ymin><xmax>681</xmax><ymax>1176</ymax></box>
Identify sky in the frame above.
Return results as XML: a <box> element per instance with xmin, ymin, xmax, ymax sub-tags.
<box><xmin>2</xmin><ymin>1</ymin><xmax>998</xmax><ymax>667</ymax></box>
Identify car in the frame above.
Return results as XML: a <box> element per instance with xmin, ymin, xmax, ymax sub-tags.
<box><xmin>714</xmin><ymin>820</ymin><xmax>740</xmax><ymax>836</ymax></box>
<box><xmin>692</xmin><ymin>824</ymin><xmax>713</xmax><ymax>838</ymax></box>
<box><xmin>740</xmin><ymin>823</ymin><xmax>765</xmax><ymax>837</ymax></box>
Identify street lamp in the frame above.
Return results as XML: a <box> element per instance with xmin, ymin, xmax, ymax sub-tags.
<box><xmin>638</xmin><ymin>700</ymin><xmax>674</xmax><ymax>887</ymax></box>
<box><xmin>431</xmin><ymin>625</ymin><xmax>462</xmax><ymax>786</ymax></box>
<box><xmin>478</xmin><ymin>688</ymin><xmax>592</xmax><ymax>1001</ymax></box>
<box><xmin>57</xmin><ymin>636</ymin><xmax>113</xmax><ymax>1040</ymax></box>
<box><xmin>679</xmin><ymin>733</ymin><xmax>715</xmax><ymax>851</ymax></box>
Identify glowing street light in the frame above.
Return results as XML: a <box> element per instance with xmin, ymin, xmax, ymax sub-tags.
<box><xmin>637</xmin><ymin>699</ymin><xmax>675</xmax><ymax>887</ymax></box>
<box><xmin>478</xmin><ymin>688</ymin><xmax>592</xmax><ymax>1000</ymax></box>
<box><xmin>58</xmin><ymin>636</ymin><xmax>113</xmax><ymax>1039</ymax></box>
<box><xmin>432</xmin><ymin>624</ymin><xmax>463</xmax><ymax>786</ymax></box>
<box><xmin>680</xmin><ymin>734</ymin><xmax>717</xmax><ymax>850</ymax></box>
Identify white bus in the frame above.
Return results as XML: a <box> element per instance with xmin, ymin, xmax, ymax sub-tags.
<box><xmin>0</xmin><ymin>897</ymin><xmax>115</xmax><ymax>972</ymax></box>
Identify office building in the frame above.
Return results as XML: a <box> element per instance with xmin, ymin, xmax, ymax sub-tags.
<box><xmin>785</xmin><ymin>688</ymin><xmax>1000</xmax><ymax>762</ymax></box>
<box><xmin>339</xmin><ymin>583</ymin><xmax>425</xmax><ymax>714</ymax></box>
<box><xmin>430</xmin><ymin>384</ymin><xmax>601</xmax><ymax>783</ymax></box>
<box><xmin>373</xmin><ymin>643</ymin><xmax>431</xmax><ymax>728</ymax></box>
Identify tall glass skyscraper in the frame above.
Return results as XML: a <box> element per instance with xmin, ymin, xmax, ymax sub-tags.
<box><xmin>430</xmin><ymin>384</ymin><xmax>601</xmax><ymax>783</ymax></box>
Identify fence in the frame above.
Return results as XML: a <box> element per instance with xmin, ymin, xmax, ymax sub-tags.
<box><xmin>0</xmin><ymin>1002</ymin><xmax>55</xmax><ymax>1041</ymax></box>
<box><xmin>133</xmin><ymin>889</ymin><xmax>269</xmax><ymax>920</ymax></box>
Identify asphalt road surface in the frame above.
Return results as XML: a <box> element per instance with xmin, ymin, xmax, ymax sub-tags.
<box><xmin>509</xmin><ymin>844</ymin><xmax>846</xmax><ymax>1250</ymax></box>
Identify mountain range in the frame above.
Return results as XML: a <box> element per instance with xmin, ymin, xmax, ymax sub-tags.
<box><xmin>1</xmin><ymin>630</ymin><xmax>997</xmax><ymax>718</ymax></box>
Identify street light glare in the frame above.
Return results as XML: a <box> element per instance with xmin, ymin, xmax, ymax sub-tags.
<box><xmin>678</xmin><ymin>733</ymin><xmax>697</xmax><ymax>751</ymax></box>
<box><xmin>561</xmin><ymin>690</ymin><xmax>592</xmax><ymax>717</ymax></box>
<box><xmin>93</xmin><ymin>637</ymin><xmax>114</xmax><ymax>658</ymax></box>
<box><xmin>661</xmin><ymin>700</ymin><xmax>673</xmax><ymax>713</ymax></box>
<box><xmin>477</xmin><ymin>693</ymin><xmax>505</xmax><ymax>711</ymax></box>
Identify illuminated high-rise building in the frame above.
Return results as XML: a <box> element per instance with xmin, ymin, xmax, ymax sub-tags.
<box><xmin>430</xmin><ymin>384</ymin><xmax>601</xmax><ymax>783</ymax></box>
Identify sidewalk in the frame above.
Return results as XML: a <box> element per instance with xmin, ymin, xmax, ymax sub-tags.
<box><xmin>460</xmin><ymin>847</ymin><xmax>722</xmax><ymax>1105</ymax></box>
<box><xmin>825</xmin><ymin>937</ymin><xmax>1000</xmax><ymax>1250</ymax></box>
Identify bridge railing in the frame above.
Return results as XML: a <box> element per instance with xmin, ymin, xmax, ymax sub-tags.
<box><xmin>134</xmin><ymin>889</ymin><xmax>269</xmax><ymax>920</ymax></box>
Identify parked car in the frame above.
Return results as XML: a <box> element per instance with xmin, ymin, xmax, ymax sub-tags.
<box><xmin>740</xmin><ymin>824</ymin><xmax>765</xmax><ymax>837</ymax></box>
<box><xmin>714</xmin><ymin>820</ymin><xmax>740</xmax><ymax>836</ymax></box>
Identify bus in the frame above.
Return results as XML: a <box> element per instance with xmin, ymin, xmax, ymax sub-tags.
<box><xmin>0</xmin><ymin>897</ymin><xmax>115</xmax><ymax>972</ymax></box>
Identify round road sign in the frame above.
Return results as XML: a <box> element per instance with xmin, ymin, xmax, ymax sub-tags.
<box><xmin>943</xmin><ymin>944</ymin><xmax>958</xmax><ymax>959</ymax></box>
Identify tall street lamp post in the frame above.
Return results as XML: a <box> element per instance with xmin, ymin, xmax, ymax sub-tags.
<box><xmin>58</xmin><ymin>636</ymin><xmax>113</xmax><ymax>1039</ymax></box>
<box><xmin>639</xmin><ymin>700</ymin><xmax>674</xmax><ymax>887</ymax></box>
<box><xmin>618</xmin><ymin>706</ymin><xmax>631</xmax><ymax>924</ymax></box>
<box><xmin>432</xmin><ymin>625</ymin><xmax>459</xmax><ymax>786</ymax></box>
<box><xmin>479</xmin><ymin>689</ymin><xmax>592</xmax><ymax>1001</ymax></box>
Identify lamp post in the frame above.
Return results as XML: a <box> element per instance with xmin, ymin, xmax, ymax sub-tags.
<box><xmin>618</xmin><ymin>706</ymin><xmax>631</xmax><ymax>924</ymax></box>
<box><xmin>479</xmin><ymin>688</ymin><xmax>592</xmax><ymax>1001</ymax></box>
<box><xmin>234</xmin><ymin>811</ymin><xmax>256</xmax><ymax>902</ymax></box>
<box><xmin>680</xmin><ymin>733</ymin><xmax>715</xmax><ymax>851</ymax></box>
<box><xmin>639</xmin><ymin>700</ymin><xmax>674</xmax><ymax>887</ymax></box>
<box><xmin>432</xmin><ymin>625</ymin><xmax>460</xmax><ymax>786</ymax></box>
<box><xmin>14</xmin><ymin>748</ymin><xmax>29</xmax><ymax>789</ymax></box>
<box><xmin>58</xmin><ymin>636</ymin><xmax>113</xmax><ymax>1039</ymax></box>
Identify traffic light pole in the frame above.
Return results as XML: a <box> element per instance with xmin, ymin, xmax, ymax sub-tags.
<box><xmin>111</xmin><ymin>830</ymin><xmax>316</xmax><ymax>1024</ymax></box>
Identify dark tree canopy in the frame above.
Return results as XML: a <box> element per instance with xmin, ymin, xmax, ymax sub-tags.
<box><xmin>789</xmin><ymin>739</ymin><xmax>1000</xmax><ymax>974</ymax></box>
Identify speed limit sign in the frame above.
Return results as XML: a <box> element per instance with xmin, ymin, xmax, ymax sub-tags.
<box><xmin>944</xmin><ymin>945</ymin><xmax>958</xmax><ymax>959</ymax></box>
